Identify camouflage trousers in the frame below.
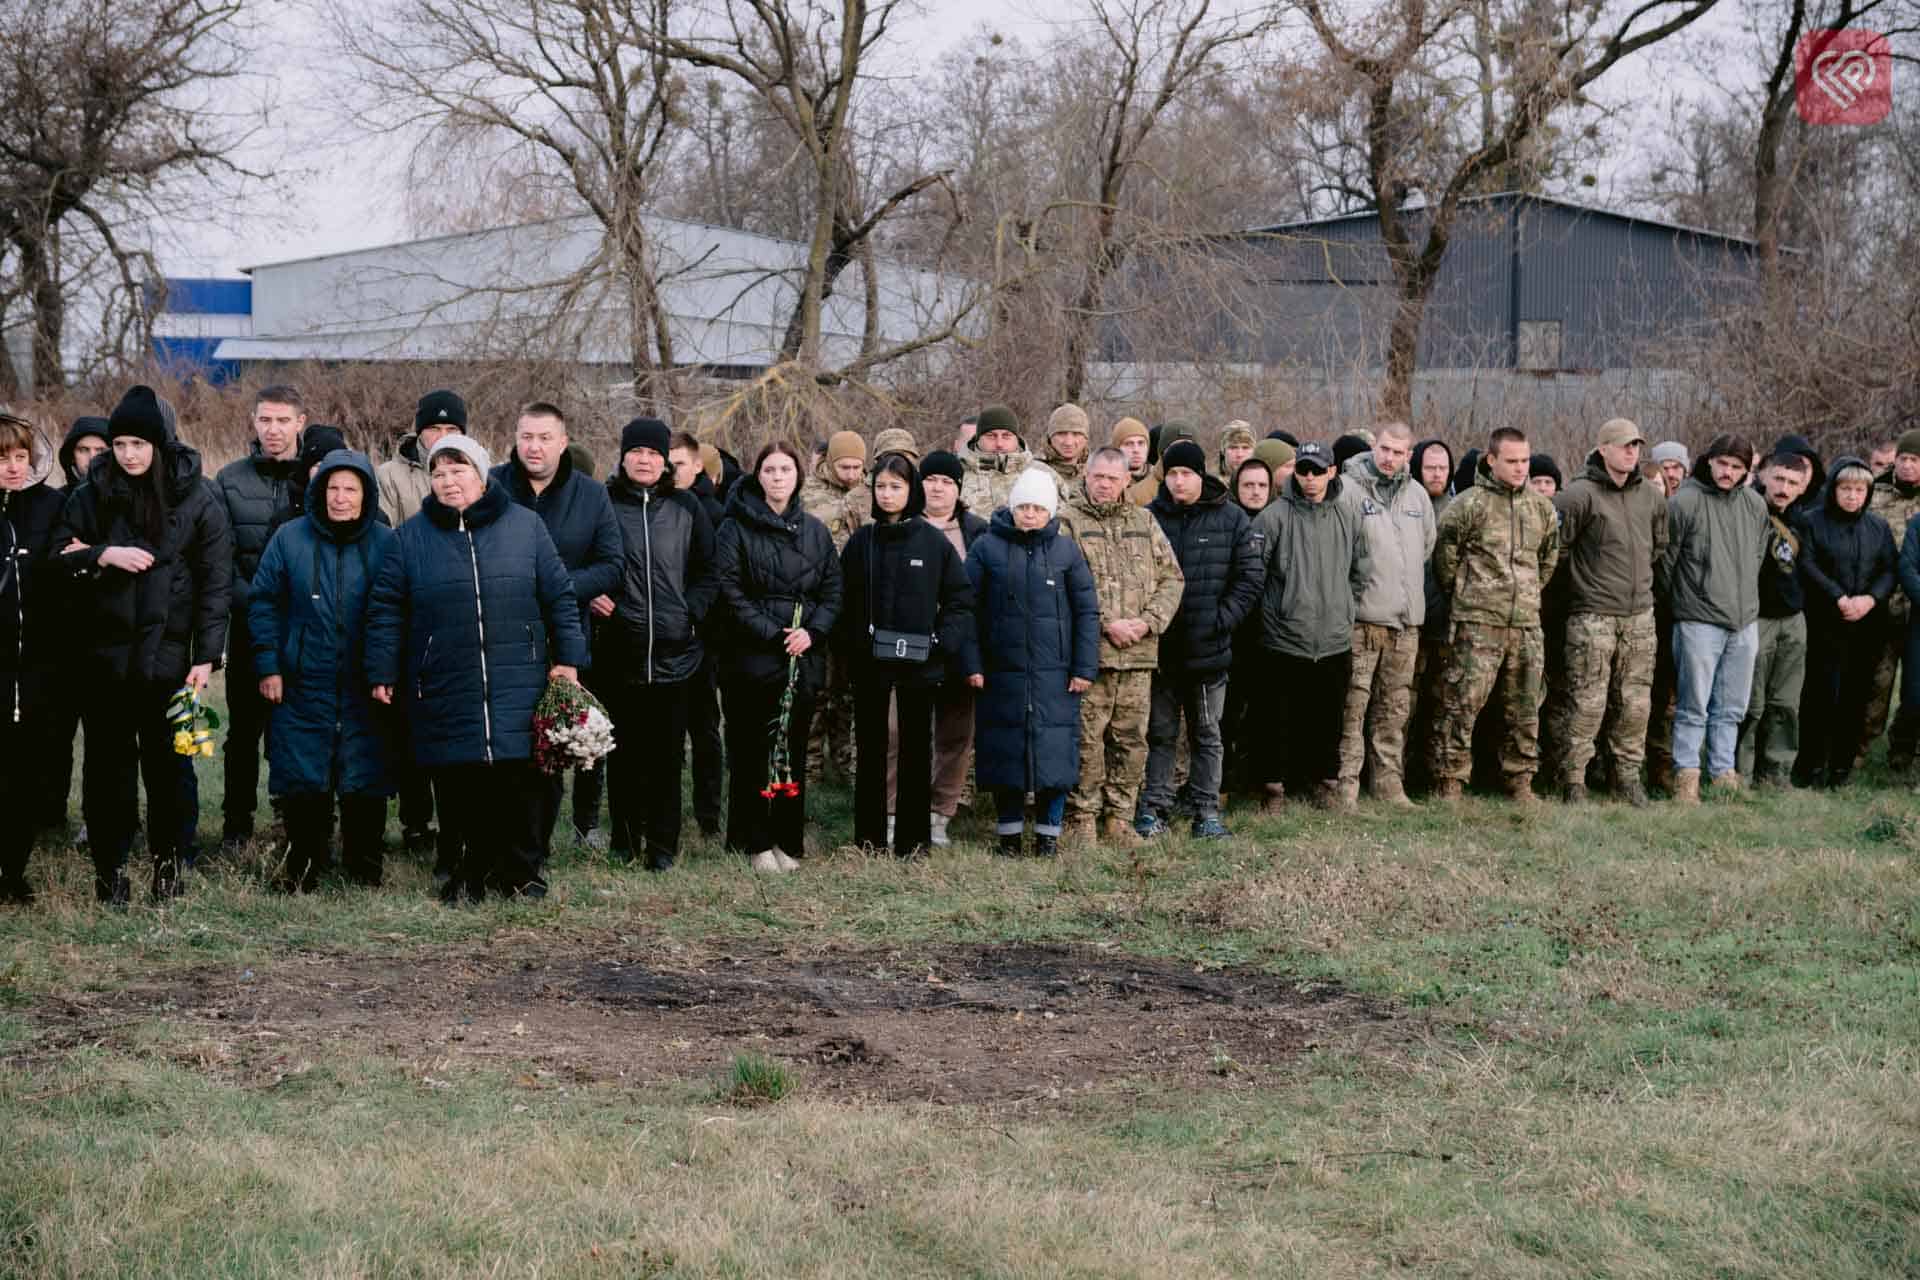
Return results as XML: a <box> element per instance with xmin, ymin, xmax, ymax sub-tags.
<box><xmin>1065</xmin><ymin>669</ymin><xmax>1152</xmax><ymax>825</ymax></box>
<box><xmin>1337</xmin><ymin>623</ymin><xmax>1419</xmax><ymax>796</ymax></box>
<box><xmin>1737</xmin><ymin>613</ymin><xmax>1806</xmax><ymax>780</ymax></box>
<box><xmin>1546</xmin><ymin>609</ymin><xmax>1657</xmax><ymax>787</ymax></box>
<box><xmin>1859</xmin><ymin>626</ymin><xmax>1903</xmax><ymax>767</ymax></box>
<box><xmin>1428</xmin><ymin>623</ymin><xmax>1546</xmax><ymax>787</ymax></box>
<box><xmin>806</xmin><ymin>654</ymin><xmax>857</xmax><ymax>783</ymax></box>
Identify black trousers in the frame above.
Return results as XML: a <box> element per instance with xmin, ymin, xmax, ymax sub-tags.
<box><xmin>602</xmin><ymin>680</ymin><xmax>690</xmax><ymax>867</ymax></box>
<box><xmin>0</xmin><ymin>715</ymin><xmax>40</xmax><ymax>889</ymax></box>
<box><xmin>687</xmin><ymin>657</ymin><xmax>725</xmax><ymax>835</ymax></box>
<box><xmin>222</xmin><ymin>613</ymin><xmax>271</xmax><ymax>836</ymax></box>
<box><xmin>1259</xmin><ymin>649</ymin><xmax>1352</xmax><ymax>792</ymax></box>
<box><xmin>37</xmin><ymin>693</ymin><xmax>81</xmax><ymax>829</ymax></box>
<box><xmin>282</xmin><ymin>791</ymin><xmax>389</xmax><ymax>888</ymax></box>
<box><xmin>432</xmin><ymin>761</ymin><xmax>546</xmax><ymax>898</ymax></box>
<box><xmin>1802</xmin><ymin>620</ymin><xmax>1883</xmax><ymax>781</ymax></box>
<box><xmin>853</xmin><ymin>674</ymin><xmax>933</xmax><ymax>855</ymax></box>
<box><xmin>723</xmin><ymin>678</ymin><xmax>815</xmax><ymax>859</ymax></box>
<box><xmin>81</xmin><ymin>679</ymin><xmax>186</xmax><ymax>891</ymax></box>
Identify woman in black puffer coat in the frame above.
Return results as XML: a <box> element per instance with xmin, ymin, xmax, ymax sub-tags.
<box><xmin>0</xmin><ymin>412</ymin><xmax>68</xmax><ymax>902</ymax></box>
<box><xmin>838</xmin><ymin>453</ymin><xmax>975</xmax><ymax>857</ymax></box>
<box><xmin>53</xmin><ymin>387</ymin><xmax>233</xmax><ymax>904</ymax></box>
<box><xmin>364</xmin><ymin>434</ymin><xmax>586</xmax><ymax>902</ymax></box>
<box><xmin>1797</xmin><ymin>457</ymin><xmax>1896</xmax><ymax>786</ymax></box>
<box><xmin>713</xmin><ymin>442</ymin><xmax>843</xmax><ymax>872</ymax></box>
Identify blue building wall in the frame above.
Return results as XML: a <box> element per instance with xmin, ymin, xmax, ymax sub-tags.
<box><xmin>148</xmin><ymin>277</ymin><xmax>253</xmax><ymax>384</ymax></box>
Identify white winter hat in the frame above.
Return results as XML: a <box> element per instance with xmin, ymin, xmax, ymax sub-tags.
<box><xmin>1007</xmin><ymin>467</ymin><xmax>1059</xmax><ymax>518</ymax></box>
<box><xmin>427</xmin><ymin>433</ymin><xmax>492</xmax><ymax>475</ymax></box>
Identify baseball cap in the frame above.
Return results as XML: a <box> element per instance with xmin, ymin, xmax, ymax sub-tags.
<box><xmin>1293</xmin><ymin>442</ymin><xmax>1333</xmax><ymax>474</ymax></box>
<box><xmin>1597</xmin><ymin>417</ymin><xmax>1646</xmax><ymax>448</ymax></box>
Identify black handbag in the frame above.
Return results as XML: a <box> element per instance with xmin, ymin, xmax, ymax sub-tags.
<box><xmin>866</xmin><ymin>535</ymin><xmax>933</xmax><ymax>664</ymax></box>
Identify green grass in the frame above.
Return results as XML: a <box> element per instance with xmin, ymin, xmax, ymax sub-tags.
<box><xmin>2</xmin><ymin>673</ymin><xmax>1918</xmax><ymax>1275</ymax></box>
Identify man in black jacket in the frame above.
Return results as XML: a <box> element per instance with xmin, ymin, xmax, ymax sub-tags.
<box><xmin>668</xmin><ymin>430</ymin><xmax>727</xmax><ymax>837</ymax></box>
<box><xmin>1139</xmin><ymin>441</ymin><xmax>1263</xmax><ymax>838</ymax></box>
<box><xmin>213</xmin><ymin>385</ymin><xmax>305</xmax><ymax>847</ymax></box>
<box><xmin>1737</xmin><ymin>448</ymin><xmax>1814</xmax><ymax>785</ymax></box>
<box><xmin>491</xmin><ymin>401</ymin><xmax>623</xmax><ymax>854</ymax></box>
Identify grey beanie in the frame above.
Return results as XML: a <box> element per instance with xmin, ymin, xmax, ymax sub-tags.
<box><xmin>1649</xmin><ymin>441</ymin><xmax>1689</xmax><ymax>467</ymax></box>
<box><xmin>427</xmin><ymin>433</ymin><xmax>492</xmax><ymax>475</ymax></box>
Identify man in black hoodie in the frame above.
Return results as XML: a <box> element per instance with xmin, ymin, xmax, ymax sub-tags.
<box><xmin>1737</xmin><ymin>447</ymin><xmax>1816</xmax><ymax>785</ymax></box>
<box><xmin>35</xmin><ymin>416</ymin><xmax>111</xmax><ymax>832</ymax></box>
<box><xmin>1863</xmin><ymin>426</ymin><xmax>1920</xmax><ymax>770</ymax></box>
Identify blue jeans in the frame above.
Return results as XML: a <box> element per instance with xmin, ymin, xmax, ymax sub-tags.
<box><xmin>994</xmin><ymin>788</ymin><xmax>1065</xmax><ymax>837</ymax></box>
<box><xmin>1673</xmin><ymin>621</ymin><xmax>1758</xmax><ymax>776</ymax></box>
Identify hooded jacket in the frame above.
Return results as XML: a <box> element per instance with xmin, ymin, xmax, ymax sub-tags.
<box><xmin>601</xmin><ymin>470</ymin><xmax>717</xmax><ymax>686</ymax></box>
<box><xmin>247</xmin><ymin>452</ymin><xmax>399</xmax><ymax>797</ymax></box>
<box><xmin>54</xmin><ymin>435</ymin><xmax>233</xmax><ymax>686</ymax></box>
<box><xmin>364</xmin><ymin>478</ymin><xmax>588</xmax><ymax>769</ymax></box>
<box><xmin>964</xmin><ymin>509</ymin><xmax>1101</xmax><ymax>793</ymax></box>
<box><xmin>1</xmin><ymin>426</ymin><xmax>66</xmax><ymax>720</ymax></box>
<box><xmin>492</xmin><ymin>447</ymin><xmax>623</xmax><ymax>657</ymax></box>
<box><xmin>58</xmin><ymin>418</ymin><xmax>109</xmax><ymax>487</ymax></box>
<box><xmin>1251</xmin><ymin>473</ymin><xmax>1370</xmax><ymax>661</ymax></box>
<box><xmin>1432</xmin><ymin>457</ymin><xmax>1561</xmax><ymax>629</ymax></box>
<box><xmin>1799</xmin><ymin>457</ymin><xmax>1896</xmax><ymax>632</ymax></box>
<box><xmin>1148</xmin><ymin>473</ymin><xmax>1264</xmax><ymax>675</ymax></box>
<box><xmin>1057</xmin><ymin>482</ymin><xmax>1185</xmax><ymax>670</ymax></box>
<box><xmin>712</xmin><ymin>477</ymin><xmax>844</xmax><ymax>692</ymax></box>
<box><xmin>1340</xmin><ymin>452</ymin><xmax>1435</xmax><ymax>629</ymax></box>
<box><xmin>837</xmin><ymin>469</ymin><xmax>977</xmax><ymax>688</ymax></box>
<box><xmin>961</xmin><ymin>436</ymin><xmax>1056</xmax><ymax>518</ymax></box>
<box><xmin>376</xmin><ymin>433</ymin><xmax>434</xmax><ymax>526</ymax></box>
<box><xmin>1552</xmin><ymin>449</ymin><xmax>1668</xmax><ymax>617</ymax></box>
<box><xmin>1663</xmin><ymin>454</ymin><xmax>1769</xmax><ymax>631</ymax></box>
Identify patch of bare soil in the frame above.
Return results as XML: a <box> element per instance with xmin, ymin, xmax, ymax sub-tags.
<box><xmin>18</xmin><ymin>940</ymin><xmax>1396</xmax><ymax>1104</ymax></box>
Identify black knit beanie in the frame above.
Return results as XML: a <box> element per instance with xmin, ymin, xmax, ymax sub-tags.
<box><xmin>1162</xmin><ymin>439</ymin><xmax>1207</xmax><ymax>476</ymax></box>
<box><xmin>107</xmin><ymin>386</ymin><xmax>169</xmax><ymax>449</ymax></box>
<box><xmin>920</xmin><ymin>449</ymin><xmax>965</xmax><ymax>487</ymax></box>
<box><xmin>415</xmin><ymin>389</ymin><xmax>467</xmax><ymax>432</ymax></box>
<box><xmin>620</xmin><ymin>417</ymin><xmax>672</xmax><ymax>459</ymax></box>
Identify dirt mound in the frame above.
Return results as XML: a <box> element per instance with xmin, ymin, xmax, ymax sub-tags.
<box><xmin>21</xmin><ymin>940</ymin><xmax>1395</xmax><ymax>1104</ymax></box>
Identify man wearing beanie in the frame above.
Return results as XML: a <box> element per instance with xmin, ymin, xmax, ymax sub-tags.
<box><xmin>1649</xmin><ymin>442</ymin><xmax>1690</xmax><ymax>497</ymax></box>
<box><xmin>1218</xmin><ymin>421</ymin><xmax>1257</xmax><ymax>479</ymax></box>
<box><xmin>801</xmin><ymin>428</ymin><xmax>869</xmax><ymax>783</ymax></box>
<box><xmin>213</xmin><ymin>385</ymin><xmax>307</xmax><ymax>850</ymax></box>
<box><xmin>1108</xmin><ymin>417</ymin><xmax>1157</xmax><ymax>506</ymax></box>
<box><xmin>491</xmin><ymin>401</ymin><xmax>623</xmax><ymax>853</ymax></box>
<box><xmin>871</xmin><ymin>427</ymin><xmax>921</xmax><ymax>465</ymax></box>
<box><xmin>1863</xmin><ymin>425</ymin><xmax>1920</xmax><ymax>769</ymax></box>
<box><xmin>1662</xmin><ymin>433</ymin><xmax>1768</xmax><ymax>801</ymax></box>
<box><xmin>1253</xmin><ymin>437</ymin><xmax>1296</xmax><ymax>486</ymax></box>
<box><xmin>1057</xmin><ymin>446</ymin><xmax>1185</xmax><ymax>846</ymax></box>
<box><xmin>962</xmin><ymin>405</ymin><xmax>1055</xmax><ymax>516</ymax></box>
<box><xmin>1042</xmin><ymin>403</ymin><xmax>1092</xmax><ymax>502</ymax></box>
<box><xmin>1543</xmin><ymin>417</ymin><xmax>1666</xmax><ymax>806</ymax></box>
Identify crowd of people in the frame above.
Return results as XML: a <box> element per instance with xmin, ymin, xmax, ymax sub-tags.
<box><xmin>2</xmin><ymin>383</ymin><xmax>1916</xmax><ymax>908</ymax></box>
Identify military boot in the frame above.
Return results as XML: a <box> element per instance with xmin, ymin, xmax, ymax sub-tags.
<box><xmin>1100</xmin><ymin>816</ymin><xmax>1144</xmax><ymax>848</ymax></box>
<box><xmin>1674</xmin><ymin>768</ymin><xmax>1701</xmax><ymax>804</ymax></box>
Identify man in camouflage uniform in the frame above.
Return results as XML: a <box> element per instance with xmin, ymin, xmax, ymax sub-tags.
<box><xmin>1057</xmin><ymin>447</ymin><xmax>1185</xmax><ymax>845</ymax></box>
<box><xmin>1335</xmin><ymin>421</ymin><xmax>1434</xmax><ymax>808</ymax></box>
<box><xmin>1109</xmin><ymin>417</ymin><xmax>1159</xmax><ymax>507</ymax></box>
<box><xmin>1041</xmin><ymin>403</ymin><xmax>1091</xmax><ymax>505</ymax></box>
<box><xmin>1861</xmin><ymin>427</ymin><xmax>1920</xmax><ymax>770</ymax></box>
<box><xmin>1218</xmin><ymin>421</ymin><xmax>1257</xmax><ymax>481</ymax></box>
<box><xmin>1428</xmin><ymin>428</ymin><xmax>1561</xmax><ymax>802</ymax></box>
<box><xmin>1544</xmin><ymin>418</ymin><xmax>1667</xmax><ymax>807</ymax></box>
<box><xmin>961</xmin><ymin>404</ymin><xmax>1054</xmax><ymax>517</ymax></box>
<box><xmin>802</xmin><ymin>429</ymin><xmax>868</xmax><ymax>781</ymax></box>
<box><xmin>870</xmin><ymin>426</ymin><xmax>921</xmax><ymax>466</ymax></box>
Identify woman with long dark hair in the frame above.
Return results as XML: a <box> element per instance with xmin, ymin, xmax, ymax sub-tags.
<box><xmin>713</xmin><ymin>441</ymin><xmax>843</xmax><ymax>873</ymax></box>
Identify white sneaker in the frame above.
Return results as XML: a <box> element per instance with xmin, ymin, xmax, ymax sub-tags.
<box><xmin>929</xmin><ymin>813</ymin><xmax>950</xmax><ymax>847</ymax></box>
<box><xmin>750</xmin><ymin>850</ymin><xmax>782</xmax><ymax>874</ymax></box>
<box><xmin>772</xmin><ymin>848</ymin><xmax>800</xmax><ymax>871</ymax></box>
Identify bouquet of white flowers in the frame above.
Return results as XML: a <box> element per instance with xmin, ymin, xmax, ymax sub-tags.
<box><xmin>531</xmin><ymin>677</ymin><xmax>616</xmax><ymax>774</ymax></box>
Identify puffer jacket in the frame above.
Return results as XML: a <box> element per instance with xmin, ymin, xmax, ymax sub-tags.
<box><xmin>376</xmin><ymin>433</ymin><xmax>433</xmax><ymax>526</ymax></box>
<box><xmin>1</xmin><ymin>427</ymin><xmax>66</xmax><ymax>720</ymax></box>
<box><xmin>247</xmin><ymin>452</ymin><xmax>399</xmax><ymax>797</ymax></box>
<box><xmin>1663</xmin><ymin>456</ymin><xmax>1769</xmax><ymax>631</ymax></box>
<box><xmin>1340</xmin><ymin>452</ymin><xmax>1435</xmax><ymax>629</ymax></box>
<box><xmin>1432</xmin><ymin>458</ymin><xmax>1560</xmax><ymax>629</ymax></box>
<box><xmin>712</xmin><ymin>478</ymin><xmax>844</xmax><ymax>692</ymax></box>
<box><xmin>1148</xmin><ymin>474</ymin><xmax>1263</xmax><ymax>675</ymax></box>
<box><xmin>838</xmin><ymin>470</ymin><xmax>976</xmax><ymax>689</ymax></box>
<box><xmin>54</xmin><ymin>439</ymin><xmax>233</xmax><ymax>685</ymax></box>
<box><xmin>1799</xmin><ymin>457</ymin><xmax>1896</xmax><ymax>632</ymax></box>
<box><xmin>493</xmin><ymin>448</ymin><xmax>623</xmax><ymax>656</ymax></box>
<box><xmin>1251</xmin><ymin>473</ymin><xmax>1369</xmax><ymax>660</ymax></box>
<box><xmin>600</xmin><ymin>471</ymin><xmax>716</xmax><ymax>686</ymax></box>
<box><xmin>965</xmin><ymin>509</ymin><xmax>1100</xmax><ymax>793</ymax></box>
<box><xmin>962</xmin><ymin>439</ymin><xmax>1056</xmax><ymax>517</ymax></box>
<box><xmin>216</xmin><ymin>440</ymin><xmax>303</xmax><ymax>595</ymax></box>
<box><xmin>1552</xmin><ymin>450</ymin><xmax>1668</xmax><ymax>617</ymax></box>
<box><xmin>364</xmin><ymin>479</ymin><xmax>587</xmax><ymax>769</ymax></box>
<box><xmin>1058</xmin><ymin>484</ymin><xmax>1185</xmax><ymax>670</ymax></box>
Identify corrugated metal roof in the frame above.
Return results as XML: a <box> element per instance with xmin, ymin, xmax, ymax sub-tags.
<box><xmin>1246</xmin><ymin>192</ymin><xmax>1768</xmax><ymax>250</ymax></box>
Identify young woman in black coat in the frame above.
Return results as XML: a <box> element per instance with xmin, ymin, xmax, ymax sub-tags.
<box><xmin>53</xmin><ymin>387</ymin><xmax>233</xmax><ymax>905</ymax></box>
<box><xmin>713</xmin><ymin>441</ymin><xmax>843</xmax><ymax>874</ymax></box>
<box><xmin>838</xmin><ymin>453</ymin><xmax>975</xmax><ymax>857</ymax></box>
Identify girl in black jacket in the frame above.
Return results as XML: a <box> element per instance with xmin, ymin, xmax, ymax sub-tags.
<box><xmin>0</xmin><ymin>413</ymin><xmax>67</xmax><ymax>902</ymax></box>
<box><xmin>53</xmin><ymin>387</ymin><xmax>233</xmax><ymax>905</ymax></box>
<box><xmin>714</xmin><ymin>442</ymin><xmax>843</xmax><ymax>873</ymax></box>
<box><xmin>1797</xmin><ymin>458</ymin><xmax>1896</xmax><ymax>786</ymax></box>
<box><xmin>838</xmin><ymin>453</ymin><xmax>975</xmax><ymax>856</ymax></box>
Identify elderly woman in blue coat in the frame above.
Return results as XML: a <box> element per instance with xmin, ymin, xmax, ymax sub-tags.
<box><xmin>249</xmin><ymin>450</ymin><xmax>399</xmax><ymax>891</ymax></box>
<box><xmin>365</xmin><ymin>434</ymin><xmax>587</xmax><ymax>902</ymax></box>
<box><xmin>963</xmin><ymin>467</ymin><xmax>1100</xmax><ymax>857</ymax></box>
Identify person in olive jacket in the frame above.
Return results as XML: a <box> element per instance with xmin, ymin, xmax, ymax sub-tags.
<box><xmin>713</xmin><ymin>441</ymin><xmax>844</xmax><ymax>874</ymax></box>
<box><xmin>838</xmin><ymin>452</ymin><xmax>975</xmax><ymax>857</ymax></box>
<box><xmin>0</xmin><ymin>412</ymin><xmax>67</xmax><ymax>902</ymax></box>
<box><xmin>365</xmin><ymin>434</ymin><xmax>587</xmax><ymax>902</ymax></box>
<box><xmin>248</xmin><ymin>451</ymin><xmax>398</xmax><ymax>890</ymax></box>
<box><xmin>1796</xmin><ymin>458</ymin><xmax>1896</xmax><ymax>788</ymax></box>
<box><xmin>54</xmin><ymin>386</ymin><xmax>233</xmax><ymax>905</ymax></box>
<box><xmin>598</xmin><ymin>417</ymin><xmax>716</xmax><ymax>871</ymax></box>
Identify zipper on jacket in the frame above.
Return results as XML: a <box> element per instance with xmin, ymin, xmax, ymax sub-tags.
<box><xmin>461</xmin><ymin>513</ymin><xmax>495</xmax><ymax>764</ymax></box>
<box><xmin>643</xmin><ymin>489</ymin><xmax>655</xmax><ymax>684</ymax></box>
<box><xmin>4</xmin><ymin>501</ymin><xmax>20</xmax><ymax>724</ymax></box>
